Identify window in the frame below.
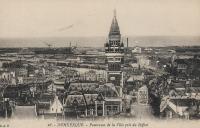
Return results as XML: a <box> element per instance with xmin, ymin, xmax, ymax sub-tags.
<box><xmin>115</xmin><ymin>58</ymin><xmax>121</xmax><ymax>61</ymax></box>
<box><xmin>113</xmin><ymin>106</ymin><xmax>118</xmax><ymax>112</ymax></box>
<box><xmin>107</xmin><ymin>106</ymin><xmax>111</xmax><ymax>111</ymax></box>
<box><xmin>108</xmin><ymin>58</ymin><xmax>114</xmax><ymax>61</ymax></box>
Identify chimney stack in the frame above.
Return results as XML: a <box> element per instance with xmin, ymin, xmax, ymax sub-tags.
<box><xmin>126</xmin><ymin>38</ymin><xmax>129</xmax><ymax>52</ymax></box>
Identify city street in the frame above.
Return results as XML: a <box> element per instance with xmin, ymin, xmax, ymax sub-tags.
<box><xmin>12</xmin><ymin>106</ymin><xmax>36</xmax><ymax>119</ymax></box>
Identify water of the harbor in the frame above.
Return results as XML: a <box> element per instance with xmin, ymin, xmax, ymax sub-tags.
<box><xmin>0</xmin><ymin>36</ymin><xmax>199</xmax><ymax>48</ymax></box>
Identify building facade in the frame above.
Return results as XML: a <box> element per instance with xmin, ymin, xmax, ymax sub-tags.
<box><xmin>63</xmin><ymin>10</ymin><xmax>124</xmax><ymax>118</ymax></box>
<box><xmin>104</xmin><ymin>10</ymin><xmax>124</xmax><ymax>97</ymax></box>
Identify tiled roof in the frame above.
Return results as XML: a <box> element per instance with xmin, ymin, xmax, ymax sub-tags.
<box><xmin>170</xmin><ymin>99</ymin><xmax>194</xmax><ymax>107</ymax></box>
<box><xmin>191</xmin><ymin>80</ymin><xmax>200</xmax><ymax>87</ymax></box>
<box><xmin>174</xmin><ymin>59</ymin><xmax>188</xmax><ymax>65</ymax></box>
<box><xmin>65</xmin><ymin>94</ymin><xmax>98</xmax><ymax>106</ymax></box>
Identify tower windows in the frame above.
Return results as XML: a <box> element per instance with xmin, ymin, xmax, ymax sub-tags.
<box><xmin>108</xmin><ymin>63</ymin><xmax>121</xmax><ymax>71</ymax></box>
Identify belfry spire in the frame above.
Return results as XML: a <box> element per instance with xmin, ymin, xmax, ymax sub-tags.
<box><xmin>114</xmin><ymin>9</ymin><xmax>116</xmax><ymax>17</ymax></box>
<box><xmin>105</xmin><ymin>10</ymin><xmax>124</xmax><ymax>98</ymax></box>
<box><xmin>109</xmin><ymin>9</ymin><xmax>121</xmax><ymax>39</ymax></box>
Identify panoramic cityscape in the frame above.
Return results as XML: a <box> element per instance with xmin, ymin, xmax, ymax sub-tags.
<box><xmin>0</xmin><ymin>2</ymin><xmax>200</xmax><ymax>128</ymax></box>
<box><xmin>0</xmin><ymin>9</ymin><xmax>200</xmax><ymax>120</ymax></box>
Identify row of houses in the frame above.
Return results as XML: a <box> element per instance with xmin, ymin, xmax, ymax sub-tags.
<box><xmin>160</xmin><ymin>79</ymin><xmax>200</xmax><ymax>119</ymax></box>
<box><xmin>35</xmin><ymin>79</ymin><xmax>149</xmax><ymax>119</ymax></box>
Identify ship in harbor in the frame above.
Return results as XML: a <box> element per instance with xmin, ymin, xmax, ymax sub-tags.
<box><xmin>33</xmin><ymin>42</ymin><xmax>77</xmax><ymax>55</ymax></box>
<box><xmin>0</xmin><ymin>41</ymin><xmax>77</xmax><ymax>55</ymax></box>
<box><xmin>33</xmin><ymin>47</ymin><xmax>75</xmax><ymax>55</ymax></box>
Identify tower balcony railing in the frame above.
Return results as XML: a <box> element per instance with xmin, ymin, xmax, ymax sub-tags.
<box><xmin>104</xmin><ymin>43</ymin><xmax>124</xmax><ymax>47</ymax></box>
<box><xmin>108</xmin><ymin>67</ymin><xmax>121</xmax><ymax>71</ymax></box>
<box><xmin>105</xmin><ymin>50</ymin><xmax>124</xmax><ymax>53</ymax></box>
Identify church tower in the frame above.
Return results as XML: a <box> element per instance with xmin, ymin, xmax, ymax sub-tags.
<box><xmin>105</xmin><ymin>10</ymin><xmax>124</xmax><ymax>97</ymax></box>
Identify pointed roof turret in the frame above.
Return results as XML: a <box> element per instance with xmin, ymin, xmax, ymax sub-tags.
<box><xmin>109</xmin><ymin>9</ymin><xmax>121</xmax><ymax>37</ymax></box>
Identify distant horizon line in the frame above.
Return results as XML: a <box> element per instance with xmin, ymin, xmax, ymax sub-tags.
<box><xmin>1</xmin><ymin>45</ymin><xmax>200</xmax><ymax>49</ymax></box>
<box><xmin>0</xmin><ymin>35</ymin><xmax>199</xmax><ymax>39</ymax></box>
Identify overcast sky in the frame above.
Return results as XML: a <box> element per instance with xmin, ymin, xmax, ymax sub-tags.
<box><xmin>0</xmin><ymin>0</ymin><xmax>200</xmax><ymax>38</ymax></box>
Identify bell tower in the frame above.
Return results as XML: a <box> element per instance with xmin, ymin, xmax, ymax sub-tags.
<box><xmin>105</xmin><ymin>10</ymin><xmax>124</xmax><ymax>97</ymax></box>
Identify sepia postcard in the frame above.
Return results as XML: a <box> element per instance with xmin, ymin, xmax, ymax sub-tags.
<box><xmin>0</xmin><ymin>0</ymin><xmax>200</xmax><ymax>128</ymax></box>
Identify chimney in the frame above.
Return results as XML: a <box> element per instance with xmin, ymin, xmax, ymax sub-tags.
<box><xmin>126</xmin><ymin>38</ymin><xmax>129</xmax><ymax>52</ymax></box>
